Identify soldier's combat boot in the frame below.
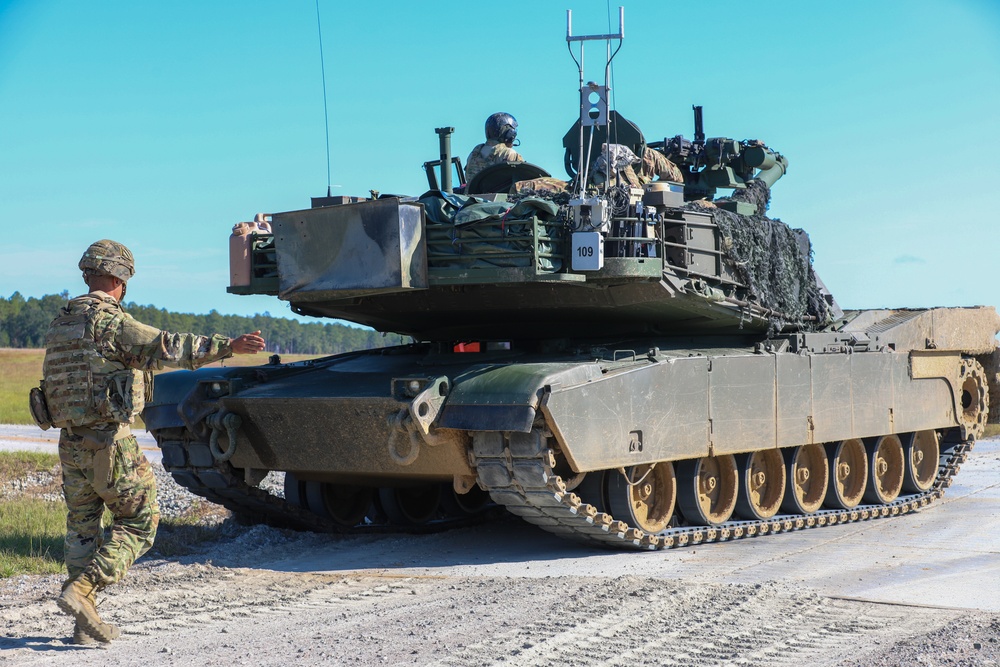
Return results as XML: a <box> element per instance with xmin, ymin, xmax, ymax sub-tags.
<box><xmin>72</xmin><ymin>620</ymin><xmax>96</xmax><ymax>645</ymax></box>
<box><xmin>70</xmin><ymin>590</ymin><xmax>121</xmax><ymax>644</ymax></box>
<box><xmin>57</xmin><ymin>574</ymin><xmax>120</xmax><ymax>643</ymax></box>
<box><xmin>63</xmin><ymin>580</ymin><xmax>101</xmax><ymax>644</ymax></box>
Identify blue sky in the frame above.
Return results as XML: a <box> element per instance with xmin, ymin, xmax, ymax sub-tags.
<box><xmin>1</xmin><ymin>0</ymin><xmax>998</xmax><ymax>325</ymax></box>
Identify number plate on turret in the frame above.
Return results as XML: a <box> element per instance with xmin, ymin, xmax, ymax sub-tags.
<box><xmin>571</xmin><ymin>232</ymin><xmax>604</xmax><ymax>271</ymax></box>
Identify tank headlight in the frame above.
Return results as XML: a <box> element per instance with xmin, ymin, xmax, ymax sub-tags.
<box><xmin>393</xmin><ymin>377</ymin><xmax>428</xmax><ymax>399</ymax></box>
<box><xmin>205</xmin><ymin>381</ymin><xmax>230</xmax><ymax>398</ymax></box>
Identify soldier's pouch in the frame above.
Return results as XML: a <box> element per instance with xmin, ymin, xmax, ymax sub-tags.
<box><xmin>28</xmin><ymin>383</ymin><xmax>54</xmax><ymax>431</ymax></box>
<box><xmin>97</xmin><ymin>370</ymin><xmax>143</xmax><ymax>423</ymax></box>
<box><xmin>71</xmin><ymin>424</ymin><xmax>129</xmax><ymax>449</ymax></box>
<box><xmin>142</xmin><ymin>370</ymin><xmax>153</xmax><ymax>404</ymax></box>
<box><xmin>92</xmin><ymin>441</ymin><xmax>116</xmax><ymax>491</ymax></box>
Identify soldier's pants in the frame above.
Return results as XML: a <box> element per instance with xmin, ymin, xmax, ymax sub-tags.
<box><xmin>59</xmin><ymin>429</ymin><xmax>160</xmax><ymax>587</ymax></box>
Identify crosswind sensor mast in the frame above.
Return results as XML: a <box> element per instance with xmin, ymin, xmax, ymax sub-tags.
<box><xmin>566</xmin><ymin>7</ymin><xmax>624</xmax><ymax>199</ymax></box>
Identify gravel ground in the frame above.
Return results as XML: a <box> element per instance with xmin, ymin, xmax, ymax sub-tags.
<box><xmin>1</xmin><ymin>452</ymin><xmax>999</xmax><ymax>665</ymax></box>
<box><xmin>0</xmin><ymin>450</ymin><xmax>284</xmax><ymax>519</ymax></box>
<box><xmin>150</xmin><ymin>463</ymin><xmax>285</xmax><ymax>518</ymax></box>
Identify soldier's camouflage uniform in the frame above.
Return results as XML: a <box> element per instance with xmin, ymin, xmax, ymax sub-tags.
<box><xmin>43</xmin><ymin>291</ymin><xmax>233</xmax><ymax>588</ymax></box>
<box><xmin>639</xmin><ymin>147</ymin><xmax>684</xmax><ymax>184</ymax></box>
<box><xmin>593</xmin><ymin>144</ymin><xmax>684</xmax><ymax>188</ymax></box>
<box><xmin>510</xmin><ymin>177</ymin><xmax>572</xmax><ymax>203</ymax></box>
<box><xmin>465</xmin><ymin>139</ymin><xmax>524</xmax><ymax>182</ymax></box>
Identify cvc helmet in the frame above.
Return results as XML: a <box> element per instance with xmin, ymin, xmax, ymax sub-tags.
<box><xmin>79</xmin><ymin>239</ymin><xmax>135</xmax><ymax>282</ymax></box>
<box><xmin>485</xmin><ymin>112</ymin><xmax>518</xmax><ymax>144</ymax></box>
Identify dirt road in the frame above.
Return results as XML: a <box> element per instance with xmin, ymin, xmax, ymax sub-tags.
<box><xmin>2</xmin><ymin>438</ymin><xmax>998</xmax><ymax>666</ymax></box>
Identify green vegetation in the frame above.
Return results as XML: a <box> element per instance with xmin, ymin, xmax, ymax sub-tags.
<box><xmin>0</xmin><ymin>290</ymin><xmax>407</xmax><ymax>423</ymax></box>
<box><xmin>0</xmin><ymin>450</ymin><xmax>60</xmax><ymax>478</ymax></box>
<box><xmin>0</xmin><ymin>349</ymin><xmax>43</xmax><ymax>425</ymax></box>
<box><xmin>0</xmin><ymin>291</ymin><xmax>407</xmax><ymax>354</ymax></box>
<box><xmin>0</xmin><ymin>498</ymin><xmax>67</xmax><ymax>577</ymax></box>
<box><xmin>0</xmin><ymin>452</ymin><xmax>66</xmax><ymax>577</ymax></box>
<box><xmin>0</xmin><ymin>450</ymin><xmax>231</xmax><ymax>576</ymax></box>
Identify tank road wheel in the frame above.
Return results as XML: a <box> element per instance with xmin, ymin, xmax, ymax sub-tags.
<box><xmin>284</xmin><ymin>472</ymin><xmax>306</xmax><ymax>508</ymax></box>
<box><xmin>677</xmin><ymin>455</ymin><xmax>738</xmax><ymax>526</ymax></box>
<box><xmin>305</xmin><ymin>481</ymin><xmax>374</xmax><ymax>527</ymax></box>
<box><xmin>575</xmin><ymin>470</ymin><xmax>610</xmax><ymax>514</ymax></box>
<box><xmin>606</xmin><ymin>463</ymin><xmax>677</xmax><ymax>533</ymax></box>
<box><xmin>825</xmin><ymin>439</ymin><xmax>868</xmax><ymax>509</ymax></box>
<box><xmin>734</xmin><ymin>450</ymin><xmax>786</xmax><ymax>520</ymax></box>
<box><xmin>863</xmin><ymin>435</ymin><xmax>904</xmax><ymax>504</ymax></box>
<box><xmin>781</xmin><ymin>444</ymin><xmax>829</xmax><ymax>514</ymax></box>
<box><xmin>439</xmin><ymin>483</ymin><xmax>490</xmax><ymax>517</ymax></box>
<box><xmin>379</xmin><ymin>485</ymin><xmax>440</xmax><ymax>525</ymax></box>
<box><xmin>902</xmin><ymin>430</ymin><xmax>940</xmax><ymax>493</ymax></box>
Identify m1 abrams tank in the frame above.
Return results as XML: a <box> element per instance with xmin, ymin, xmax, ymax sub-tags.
<box><xmin>144</xmin><ymin>12</ymin><xmax>999</xmax><ymax>550</ymax></box>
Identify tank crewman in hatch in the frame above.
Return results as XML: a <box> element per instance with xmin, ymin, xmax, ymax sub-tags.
<box><xmin>39</xmin><ymin>239</ymin><xmax>266</xmax><ymax>644</ymax></box>
<box><xmin>592</xmin><ymin>143</ymin><xmax>685</xmax><ymax>188</ymax></box>
<box><xmin>464</xmin><ymin>111</ymin><xmax>525</xmax><ymax>182</ymax></box>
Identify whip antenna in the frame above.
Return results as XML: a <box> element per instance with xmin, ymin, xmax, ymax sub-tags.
<box><xmin>315</xmin><ymin>0</ymin><xmax>332</xmax><ymax>198</ymax></box>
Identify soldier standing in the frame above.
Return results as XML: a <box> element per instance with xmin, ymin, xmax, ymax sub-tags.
<box><xmin>40</xmin><ymin>240</ymin><xmax>266</xmax><ymax>643</ymax></box>
<box><xmin>464</xmin><ymin>111</ymin><xmax>525</xmax><ymax>182</ymax></box>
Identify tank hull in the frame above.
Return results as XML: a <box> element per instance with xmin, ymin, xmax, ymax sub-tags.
<box><xmin>145</xmin><ymin>306</ymin><xmax>997</xmax><ymax>546</ymax></box>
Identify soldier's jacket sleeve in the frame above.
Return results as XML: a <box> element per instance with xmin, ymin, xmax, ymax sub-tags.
<box><xmin>496</xmin><ymin>145</ymin><xmax>524</xmax><ymax>164</ymax></box>
<box><xmin>641</xmin><ymin>148</ymin><xmax>684</xmax><ymax>184</ymax></box>
<box><xmin>109</xmin><ymin>315</ymin><xmax>233</xmax><ymax>371</ymax></box>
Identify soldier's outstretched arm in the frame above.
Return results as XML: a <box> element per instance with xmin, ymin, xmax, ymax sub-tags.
<box><xmin>112</xmin><ymin>316</ymin><xmax>236</xmax><ymax>371</ymax></box>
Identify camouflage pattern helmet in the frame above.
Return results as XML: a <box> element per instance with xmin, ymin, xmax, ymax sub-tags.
<box><xmin>485</xmin><ymin>112</ymin><xmax>518</xmax><ymax>144</ymax></box>
<box><xmin>79</xmin><ymin>239</ymin><xmax>135</xmax><ymax>282</ymax></box>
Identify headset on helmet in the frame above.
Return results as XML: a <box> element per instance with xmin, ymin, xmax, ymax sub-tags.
<box><xmin>485</xmin><ymin>112</ymin><xmax>518</xmax><ymax>144</ymax></box>
<box><xmin>79</xmin><ymin>239</ymin><xmax>135</xmax><ymax>283</ymax></box>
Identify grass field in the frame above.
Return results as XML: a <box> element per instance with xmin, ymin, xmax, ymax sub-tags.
<box><xmin>0</xmin><ymin>349</ymin><xmax>44</xmax><ymax>425</ymax></box>
<box><xmin>0</xmin><ymin>450</ymin><xmax>65</xmax><ymax>576</ymax></box>
<box><xmin>0</xmin><ymin>449</ymin><xmax>239</xmax><ymax>577</ymax></box>
<box><xmin>0</xmin><ymin>347</ymin><xmax>320</xmax><ymax>426</ymax></box>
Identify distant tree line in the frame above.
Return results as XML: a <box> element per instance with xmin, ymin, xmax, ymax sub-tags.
<box><xmin>0</xmin><ymin>292</ymin><xmax>405</xmax><ymax>354</ymax></box>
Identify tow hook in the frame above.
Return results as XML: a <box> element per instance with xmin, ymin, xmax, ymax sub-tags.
<box><xmin>388</xmin><ymin>411</ymin><xmax>422</xmax><ymax>466</ymax></box>
<box><xmin>387</xmin><ymin>376</ymin><xmax>451</xmax><ymax>466</ymax></box>
<box><xmin>206</xmin><ymin>411</ymin><xmax>242</xmax><ymax>462</ymax></box>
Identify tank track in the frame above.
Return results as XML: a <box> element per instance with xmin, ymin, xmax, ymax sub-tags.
<box><xmin>157</xmin><ymin>427</ymin><xmax>973</xmax><ymax>547</ymax></box>
<box><xmin>155</xmin><ymin>432</ymin><xmax>495</xmax><ymax>535</ymax></box>
<box><xmin>471</xmin><ymin>429</ymin><xmax>975</xmax><ymax>551</ymax></box>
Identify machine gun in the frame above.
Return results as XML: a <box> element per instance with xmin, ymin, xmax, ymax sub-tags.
<box><xmin>651</xmin><ymin>105</ymin><xmax>788</xmax><ymax>203</ymax></box>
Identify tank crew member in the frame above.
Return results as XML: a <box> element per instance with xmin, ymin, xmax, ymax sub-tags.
<box><xmin>639</xmin><ymin>146</ymin><xmax>684</xmax><ymax>184</ymax></box>
<box><xmin>593</xmin><ymin>143</ymin><xmax>684</xmax><ymax>188</ymax></box>
<box><xmin>41</xmin><ymin>239</ymin><xmax>266</xmax><ymax>644</ymax></box>
<box><xmin>465</xmin><ymin>112</ymin><xmax>525</xmax><ymax>182</ymax></box>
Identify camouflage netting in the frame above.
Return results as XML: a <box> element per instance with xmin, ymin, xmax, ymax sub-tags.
<box><xmin>698</xmin><ymin>181</ymin><xmax>831</xmax><ymax>331</ymax></box>
<box><xmin>507</xmin><ymin>177</ymin><xmax>574</xmax><ymax>206</ymax></box>
<box><xmin>728</xmin><ymin>178</ymin><xmax>772</xmax><ymax>216</ymax></box>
